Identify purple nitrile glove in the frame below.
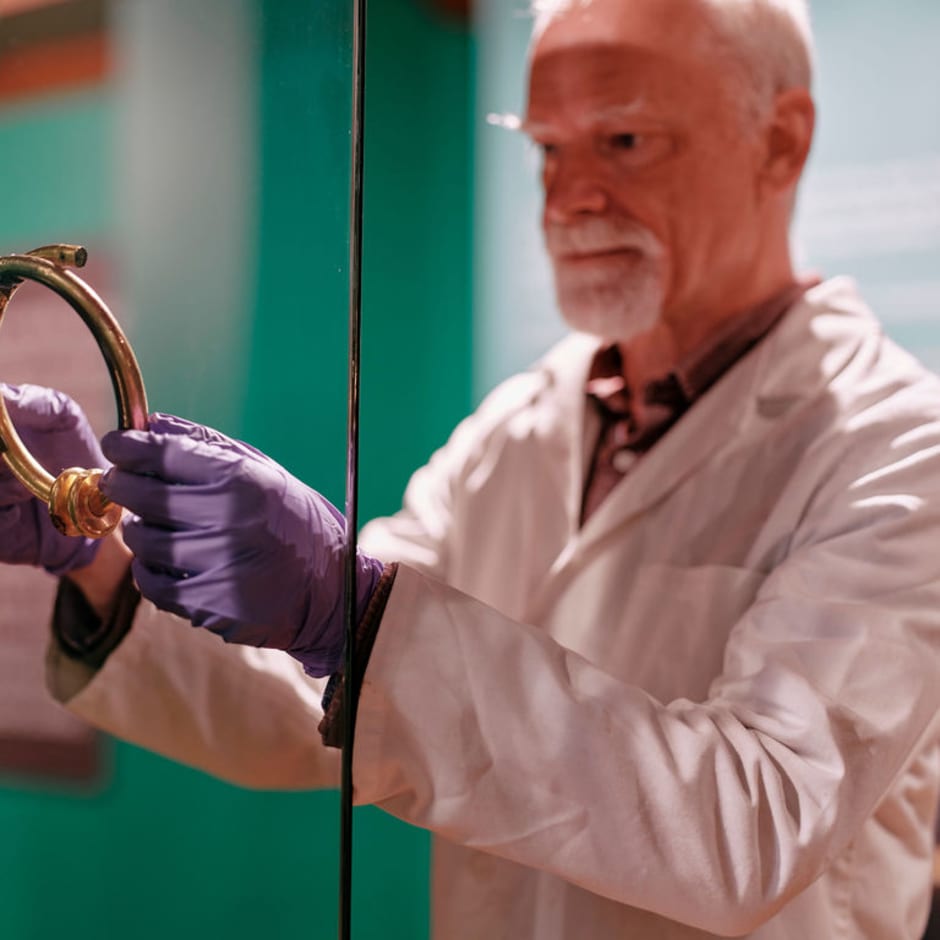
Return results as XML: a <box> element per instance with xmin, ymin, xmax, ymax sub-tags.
<box><xmin>0</xmin><ymin>384</ymin><xmax>106</xmax><ymax>575</ymax></box>
<box><xmin>99</xmin><ymin>413</ymin><xmax>384</xmax><ymax>677</ymax></box>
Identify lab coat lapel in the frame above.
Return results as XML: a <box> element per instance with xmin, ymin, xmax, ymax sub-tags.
<box><xmin>531</xmin><ymin>331</ymin><xmax>606</xmax><ymax>539</ymax></box>
<box><xmin>532</xmin><ymin>279</ymin><xmax>871</xmax><ymax>587</ymax></box>
<box><xmin>574</xmin><ymin>342</ymin><xmax>768</xmax><ymax>549</ymax></box>
<box><xmin>562</xmin><ymin>280</ymin><xmax>866</xmax><ymax>557</ymax></box>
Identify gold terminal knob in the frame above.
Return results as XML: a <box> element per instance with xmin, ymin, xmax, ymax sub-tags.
<box><xmin>0</xmin><ymin>245</ymin><xmax>149</xmax><ymax>539</ymax></box>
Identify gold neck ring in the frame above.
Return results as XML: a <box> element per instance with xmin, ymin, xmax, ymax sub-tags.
<box><xmin>0</xmin><ymin>245</ymin><xmax>148</xmax><ymax>539</ymax></box>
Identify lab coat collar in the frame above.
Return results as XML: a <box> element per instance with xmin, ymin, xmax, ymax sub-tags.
<box><xmin>536</xmin><ymin>277</ymin><xmax>875</xmax><ymax>556</ymax></box>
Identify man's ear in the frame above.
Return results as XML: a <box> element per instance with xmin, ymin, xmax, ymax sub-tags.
<box><xmin>760</xmin><ymin>88</ymin><xmax>815</xmax><ymax>192</ymax></box>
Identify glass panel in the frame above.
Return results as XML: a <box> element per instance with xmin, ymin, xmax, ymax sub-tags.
<box><xmin>0</xmin><ymin>1</ymin><xmax>472</xmax><ymax>937</ymax></box>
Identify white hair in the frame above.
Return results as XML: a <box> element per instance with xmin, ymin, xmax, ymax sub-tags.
<box><xmin>700</xmin><ymin>0</ymin><xmax>814</xmax><ymax>119</ymax></box>
<box><xmin>532</xmin><ymin>0</ymin><xmax>815</xmax><ymax>125</ymax></box>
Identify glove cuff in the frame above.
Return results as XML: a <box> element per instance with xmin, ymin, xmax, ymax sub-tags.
<box><xmin>43</xmin><ymin>535</ymin><xmax>103</xmax><ymax>578</ymax></box>
<box><xmin>290</xmin><ymin>550</ymin><xmax>387</xmax><ymax>677</ymax></box>
<box><xmin>317</xmin><ymin>562</ymin><xmax>399</xmax><ymax>749</ymax></box>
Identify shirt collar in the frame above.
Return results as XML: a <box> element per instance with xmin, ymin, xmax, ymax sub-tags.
<box><xmin>585</xmin><ymin>279</ymin><xmax>815</xmax><ymax>447</ymax></box>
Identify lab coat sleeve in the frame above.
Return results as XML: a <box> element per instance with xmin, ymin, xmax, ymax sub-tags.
<box><xmin>42</xmin><ymin>395</ymin><xmax>481</xmax><ymax>790</ymax></box>
<box><xmin>48</xmin><ymin>598</ymin><xmax>340</xmax><ymax>790</ymax></box>
<box><xmin>42</xmin><ymin>374</ymin><xmax>505</xmax><ymax>787</ymax></box>
<box><xmin>42</xmin><ymin>369</ymin><xmax>515</xmax><ymax>786</ymax></box>
<box><xmin>348</xmin><ymin>420</ymin><xmax>940</xmax><ymax>935</ymax></box>
<box><xmin>42</xmin><ymin>345</ymin><xmax>547</xmax><ymax>766</ymax></box>
<box><xmin>43</xmin><ymin>401</ymin><xmax>477</xmax><ymax>786</ymax></box>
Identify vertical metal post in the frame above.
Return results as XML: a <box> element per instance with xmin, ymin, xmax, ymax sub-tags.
<box><xmin>340</xmin><ymin>0</ymin><xmax>367</xmax><ymax>937</ymax></box>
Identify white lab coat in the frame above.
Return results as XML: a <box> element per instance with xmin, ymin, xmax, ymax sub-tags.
<box><xmin>48</xmin><ymin>278</ymin><xmax>940</xmax><ymax>938</ymax></box>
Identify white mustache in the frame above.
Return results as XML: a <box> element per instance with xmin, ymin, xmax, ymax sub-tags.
<box><xmin>545</xmin><ymin>220</ymin><xmax>664</xmax><ymax>259</ymax></box>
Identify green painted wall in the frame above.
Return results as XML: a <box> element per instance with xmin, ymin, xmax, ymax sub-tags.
<box><xmin>0</xmin><ymin>1</ymin><xmax>473</xmax><ymax>937</ymax></box>
<box><xmin>0</xmin><ymin>90</ymin><xmax>113</xmax><ymax>248</ymax></box>
<box><xmin>242</xmin><ymin>0</ymin><xmax>474</xmax><ymax>936</ymax></box>
<box><xmin>248</xmin><ymin>0</ymin><xmax>474</xmax><ymax>519</ymax></box>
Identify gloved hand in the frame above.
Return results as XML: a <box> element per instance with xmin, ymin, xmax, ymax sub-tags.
<box><xmin>99</xmin><ymin>413</ymin><xmax>385</xmax><ymax>677</ymax></box>
<box><xmin>0</xmin><ymin>384</ymin><xmax>106</xmax><ymax>575</ymax></box>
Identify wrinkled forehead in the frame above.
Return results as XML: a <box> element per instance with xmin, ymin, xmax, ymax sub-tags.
<box><xmin>531</xmin><ymin>0</ymin><xmax>710</xmax><ymax>59</ymax></box>
<box><xmin>525</xmin><ymin>43</ymin><xmax>703</xmax><ymax>127</ymax></box>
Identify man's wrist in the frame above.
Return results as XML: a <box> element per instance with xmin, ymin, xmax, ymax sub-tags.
<box><xmin>65</xmin><ymin>528</ymin><xmax>133</xmax><ymax>621</ymax></box>
<box><xmin>53</xmin><ymin>527</ymin><xmax>139</xmax><ymax>670</ymax></box>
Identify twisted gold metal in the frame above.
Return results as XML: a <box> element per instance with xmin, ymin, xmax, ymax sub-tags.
<box><xmin>0</xmin><ymin>245</ymin><xmax>148</xmax><ymax>538</ymax></box>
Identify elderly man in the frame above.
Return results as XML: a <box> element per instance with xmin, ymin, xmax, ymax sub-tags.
<box><xmin>2</xmin><ymin>0</ymin><xmax>940</xmax><ymax>937</ymax></box>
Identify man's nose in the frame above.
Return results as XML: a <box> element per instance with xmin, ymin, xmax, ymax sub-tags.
<box><xmin>543</xmin><ymin>163</ymin><xmax>610</xmax><ymax>223</ymax></box>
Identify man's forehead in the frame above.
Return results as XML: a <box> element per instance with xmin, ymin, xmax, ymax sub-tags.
<box><xmin>532</xmin><ymin>0</ymin><xmax>709</xmax><ymax>58</ymax></box>
<box><xmin>524</xmin><ymin>42</ymin><xmax>708</xmax><ymax>126</ymax></box>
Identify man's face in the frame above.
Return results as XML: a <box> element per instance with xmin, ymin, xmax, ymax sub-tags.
<box><xmin>524</xmin><ymin>0</ymin><xmax>769</xmax><ymax>344</ymax></box>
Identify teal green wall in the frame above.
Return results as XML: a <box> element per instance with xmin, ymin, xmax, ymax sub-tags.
<box><xmin>243</xmin><ymin>1</ymin><xmax>474</xmax><ymax>936</ymax></box>
<box><xmin>0</xmin><ymin>1</ymin><xmax>473</xmax><ymax>937</ymax></box>
<box><xmin>248</xmin><ymin>0</ymin><xmax>474</xmax><ymax>518</ymax></box>
<box><xmin>0</xmin><ymin>90</ymin><xmax>113</xmax><ymax>248</ymax></box>
<box><xmin>359</xmin><ymin>1</ymin><xmax>474</xmax><ymax>523</ymax></box>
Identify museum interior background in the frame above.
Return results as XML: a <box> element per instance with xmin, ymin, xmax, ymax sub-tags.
<box><xmin>0</xmin><ymin>1</ymin><xmax>937</xmax><ymax>938</ymax></box>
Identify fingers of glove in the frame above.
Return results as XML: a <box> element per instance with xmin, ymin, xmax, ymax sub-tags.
<box><xmin>130</xmin><ymin>555</ymin><xmax>281</xmax><ymax>648</ymax></box>
<box><xmin>318</xmin><ymin>492</ymin><xmax>346</xmax><ymax>530</ymax></box>
<box><xmin>0</xmin><ymin>481</ymin><xmax>98</xmax><ymax>573</ymax></box>
<box><xmin>122</xmin><ymin>518</ymin><xmax>245</xmax><ymax>575</ymax></box>
<box><xmin>101</xmin><ymin>425</ymin><xmax>242</xmax><ymax>485</ymax></box>
<box><xmin>147</xmin><ymin>413</ymin><xmax>268</xmax><ymax>461</ymax></box>
<box><xmin>1</xmin><ymin>384</ymin><xmax>106</xmax><ymax>475</ymax></box>
<box><xmin>0</xmin><ymin>472</ymin><xmax>34</xmax><ymax>505</ymax></box>
<box><xmin>102</xmin><ymin>468</ymin><xmax>248</xmax><ymax>530</ymax></box>
<box><xmin>0</xmin><ymin>508</ymin><xmax>38</xmax><ymax>566</ymax></box>
<box><xmin>0</xmin><ymin>502</ymin><xmax>24</xmax><ymax>534</ymax></box>
<box><xmin>0</xmin><ymin>502</ymin><xmax>41</xmax><ymax>567</ymax></box>
<box><xmin>1</xmin><ymin>384</ymin><xmax>84</xmax><ymax>431</ymax></box>
<box><xmin>130</xmin><ymin>558</ymin><xmax>198</xmax><ymax>622</ymax></box>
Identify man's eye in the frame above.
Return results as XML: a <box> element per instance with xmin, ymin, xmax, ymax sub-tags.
<box><xmin>538</xmin><ymin>142</ymin><xmax>559</xmax><ymax>157</ymax></box>
<box><xmin>610</xmin><ymin>133</ymin><xmax>638</xmax><ymax>150</ymax></box>
<box><xmin>606</xmin><ymin>132</ymin><xmax>674</xmax><ymax>166</ymax></box>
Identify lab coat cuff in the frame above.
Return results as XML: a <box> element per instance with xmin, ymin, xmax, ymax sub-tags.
<box><xmin>318</xmin><ymin>562</ymin><xmax>399</xmax><ymax>749</ymax></box>
<box><xmin>51</xmin><ymin>567</ymin><xmax>141</xmax><ymax>670</ymax></box>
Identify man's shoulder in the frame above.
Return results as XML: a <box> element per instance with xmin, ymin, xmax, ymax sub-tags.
<box><xmin>761</xmin><ymin>277</ymin><xmax>940</xmax><ymax>480</ymax></box>
<box><xmin>762</xmin><ymin>277</ymin><xmax>940</xmax><ymax>413</ymax></box>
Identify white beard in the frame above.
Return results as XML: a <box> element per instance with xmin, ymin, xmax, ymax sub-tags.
<box><xmin>552</xmin><ymin>252</ymin><xmax>666</xmax><ymax>342</ymax></box>
<box><xmin>545</xmin><ymin>218</ymin><xmax>667</xmax><ymax>342</ymax></box>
